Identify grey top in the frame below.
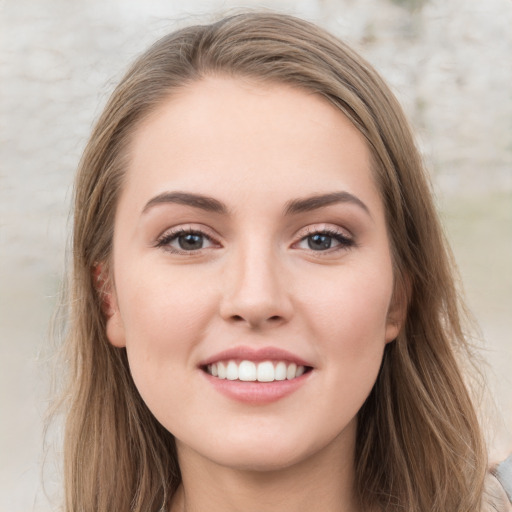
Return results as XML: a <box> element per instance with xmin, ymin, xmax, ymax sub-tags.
<box><xmin>495</xmin><ymin>455</ymin><xmax>512</xmax><ymax>503</ymax></box>
<box><xmin>484</xmin><ymin>455</ymin><xmax>512</xmax><ymax>512</ymax></box>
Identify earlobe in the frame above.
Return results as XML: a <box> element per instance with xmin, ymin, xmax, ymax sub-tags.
<box><xmin>385</xmin><ymin>274</ymin><xmax>411</xmax><ymax>343</ymax></box>
<box><xmin>384</xmin><ymin>317</ymin><xmax>402</xmax><ymax>344</ymax></box>
<box><xmin>93</xmin><ymin>263</ymin><xmax>126</xmax><ymax>348</ymax></box>
<box><xmin>106</xmin><ymin>309</ymin><xmax>127</xmax><ymax>348</ymax></box>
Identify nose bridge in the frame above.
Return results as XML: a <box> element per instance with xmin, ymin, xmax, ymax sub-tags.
<box><xmin>220</xmin><ymin>235</ymin><xmax>291</xmax><ymax>327</ymax></box>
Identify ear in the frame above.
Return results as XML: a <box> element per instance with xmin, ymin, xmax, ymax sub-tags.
<box><xmin>385</xmin><ymin>273</ymin><xmax>411</xmax><ymax>343</ymax></box>
<box><xmin>93</xmin><ymin>263</ymin><xmax>126</xmax><ymax>348</ymax></box>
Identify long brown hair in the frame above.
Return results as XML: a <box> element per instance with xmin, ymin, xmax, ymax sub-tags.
<box><xmin>61</xmin><ymin>12</ymin><xmax>487</xmax><ymax>511</ymax></box>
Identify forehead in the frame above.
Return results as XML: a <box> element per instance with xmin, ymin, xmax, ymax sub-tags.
<box><xmin>121</xmin><ymin>76</ymin><xmax>382</xmax><ymax>217</ymax></box>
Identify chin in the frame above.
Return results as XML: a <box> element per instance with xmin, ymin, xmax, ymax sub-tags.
<box><xmin>184</xmin><ymin>424</ymin><xmax>349</xmax><ymax>474</ymax></box>
<box><xmin>208</xmin><ymin>444</ymin><xmax>310</xmax><ymax>473</ymax></box>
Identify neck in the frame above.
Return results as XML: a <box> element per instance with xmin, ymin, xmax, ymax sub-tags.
<box><xmin>170</xmin><ymin>423</ymin><xmax>359</xmax><ymax>512</ymax></box>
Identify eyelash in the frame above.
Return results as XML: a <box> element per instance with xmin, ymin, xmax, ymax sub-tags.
<box><xmin>155</xmin><ymin>226</ymin><xmax>355</xmax><ymax>255</ymax></box>
<box><xmin>155</xmin><ymin>227</ymin><xmax>218</xmax><ymax>255</ymax></box>
<box><xmin>297</xmin><ymin>227</ymin><xmax>355</xmax><ymax>252</ymax></box>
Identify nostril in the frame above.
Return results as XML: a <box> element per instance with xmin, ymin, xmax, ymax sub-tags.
<box><xmin>229</xmin><ymin>314</ymin><xmax>283</xmax><ymax>324</ymax></box>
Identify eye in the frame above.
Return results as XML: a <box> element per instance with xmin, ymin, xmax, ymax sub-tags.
<box><xmin>295</xmin><ymin>228</ymin><xmax>354</xmax><ymax>252</ymax></box>
<box><xmin>156</xmin><ymin>228</ymin><xmax>218</xmax><ymax>254</ymax></box>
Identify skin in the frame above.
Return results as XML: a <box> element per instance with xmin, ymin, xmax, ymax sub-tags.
<box><xmin>105</xmin><ymin>76</ymin><xmax>404</xmax><ymax>512</ymax></box>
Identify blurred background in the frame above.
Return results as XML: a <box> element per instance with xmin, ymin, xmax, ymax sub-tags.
<box><xmin>1</xmin><ymin>0</ymin><xmax>511</xmax><ymax>510</ymax></box>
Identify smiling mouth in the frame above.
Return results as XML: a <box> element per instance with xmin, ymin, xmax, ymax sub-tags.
<box><xmin>203</xmin><ymin>360</ymin><xmax>312</xmax><ymax>382</ymax></box>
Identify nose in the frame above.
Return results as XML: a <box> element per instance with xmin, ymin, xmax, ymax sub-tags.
<box><xmin>219</xmin><ymin>244</ymin><xmax>293</xmax><ymax>329</ymax></box>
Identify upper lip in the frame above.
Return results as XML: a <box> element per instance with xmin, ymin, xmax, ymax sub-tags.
<box><xmin>198</xmin><ymin>346</ymin><xmax>313</xmax><ymax>368</ymax></box>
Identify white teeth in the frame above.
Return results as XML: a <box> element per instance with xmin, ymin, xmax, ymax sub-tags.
<box><xmin>238</xmin><ymin>360</ymin><xmax>257</xmax><ymax>381</ymax></box>
<box><xmin>206</xmin><ymin>360</ymin><xmax>307</xmax><ymax>382</ymax></box>
<box><xmin>226</xmin><ymin>361</ymin><xmax>238</xmax><ymax>380</ymax></box>
<box><xmin>286</xmin><ymin>362</ymin><xmax>297</xmax><ymax>380</ymax></box>
<box><xmin>257</xmin><ymin>361</ymin><xmax>275</xmax><ymax>382</ymax></box>
<box><xmin>217</xmin><ymin>361</ymin><xmax>227</xmax><ymax>379</ymax></box>
<box><xmin>275</xmin><ymin>361</ymin><xmax>287</xmax><ymax>381</ymax></box>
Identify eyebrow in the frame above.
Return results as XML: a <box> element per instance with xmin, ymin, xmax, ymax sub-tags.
<box><xmin>142</xmin><ymin>191</ymin><xmax>228</xmax><ymax>215</ymax></box>
<box><xmin>284</xmin><ymin>191</ymin><xmax>371</xmax><ymax>217</ymax></box>
<box><xmin>142</xmin><ymin>190</ymin><xmax>371</xmax><ymax>218</ymax></box>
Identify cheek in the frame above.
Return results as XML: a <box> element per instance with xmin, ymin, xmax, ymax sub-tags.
<box><xmin>298</xmin><ymin>261</ymin><xmax>393</xmax><ymax>393</ymax></box>
<box><xmin>309</xmin><ymin>289</ymin><xmax>389</xmax><ymax>429</ymax></box>
<box><xmin>301</xmin><ymin>264</ymin><xmax>393</xmax><ymax>343</ymax></box>
<box><xmin>118</xmin><ymin>263</ymin><xmax>216</xmax><ymax>342</ymax></box>
<box><xmin>115</xmin><ymin>267</ymin><xmax>218</xmax><ymax>394</ymax></box>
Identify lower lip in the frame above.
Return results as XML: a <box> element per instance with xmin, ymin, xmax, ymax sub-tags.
<box><xmin>201</xmin><ymin>370</ymin><xmax>311</xmax><ymax>404</ymax></box>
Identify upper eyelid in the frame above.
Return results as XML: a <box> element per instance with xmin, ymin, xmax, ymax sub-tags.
<box><xmin>295</xmin><ymin>223</ymin><xmax>353</xmax><ymax>239</ymax></box>
<box><xmin>157</xmin><ymin>224</ymin><xmax>219</xmax><ymax>241</ymax></box>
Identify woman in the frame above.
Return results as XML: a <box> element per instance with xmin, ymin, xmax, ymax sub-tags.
<box><xmin>61</xmin><ymin>12</ymin><xmax>510</xmax><ymax>512</ymax></box>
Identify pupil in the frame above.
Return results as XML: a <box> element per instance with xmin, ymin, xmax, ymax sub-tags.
<box><xmin>179</xmin><ymin>233</ymin><xmax>203</xmax><ymax>250</ymax></box>
<box><xmin>308</xmin><ymin>234</ymin><xmax>331</xmax><ymax>250</ymax></box>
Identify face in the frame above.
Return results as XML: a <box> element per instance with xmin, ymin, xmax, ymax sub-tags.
<box><xmin>106</xmin><ymin>77</ymin><xmax>403</xmax><ymax>471</ymax></box>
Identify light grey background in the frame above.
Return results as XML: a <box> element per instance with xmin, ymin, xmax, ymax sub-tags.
<box><xmin>1</xmin><ymin>0</ymin><xmax>511</xmax><ymax>510</ymax></box>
